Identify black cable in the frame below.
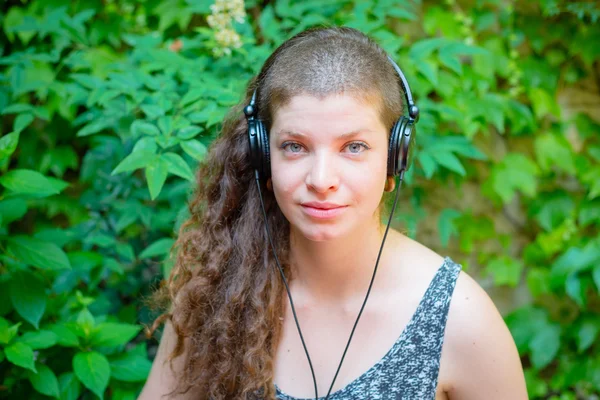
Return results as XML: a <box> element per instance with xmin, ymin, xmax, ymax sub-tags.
<box><xmin>325</xmin><ymin>170</ymin><xmax>404</xmax><ymax>398</ymax></box>
<box><xmin>255</xmin><ymin>170</ymin><xmax>319</xmax><ymax>399</ymax></box>
<box><xmin>255</xmin><ymin>169</ymin><xmax>405</xmax><ymax>400</ymax></box>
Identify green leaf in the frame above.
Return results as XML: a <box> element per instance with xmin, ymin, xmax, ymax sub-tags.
<box><xmin>48</xmin><ymin>323</ymin><xmax>79</xmax><ymax>347</ymax></box>
<box><xmin>76</xmin><ymin>120</ymin><xmax>111</xmax><ymax>137</ymax></box>
<box><xmin>130</xmin><ymin>120</ymin><xmax>160</xmax><ymax>137</ymax></box>
<box><xmin>529</xmin><ymin>87</ymin><xmax>560</xmax><ymax>119</ymax></box>
<box><xmin>0</xmin><ymin>169</ymin><xmax>68</xmax><ymax>196</ymax></box>
<box><xmin>431</xmin><ymin>151</ymin><xmax>466</xmax><ymax>175</ymax></box>
<box><xmin>71</xmin><ymin>73</ymin><xmax>104</xmax><ymax>89</ymax></box>
<box><xmin>387</xmin><ymin>6</ymin><xmax>417</xmax><ymax>20</ymax></box>
<box><xmin>186</xmin><ymin>102</ymin><xmax>220</xmax><ymax>125</ymax></box>
<box><xmin>480</xmin><ymin>93</ymin><xmax>505</xmax><ymax>132</ymax></box>
<box><xmin>0</xmin><ymin>317</ymin><xmax>20</xmax><ymax>344</ymax></box>
<box><xmin>258</xmin><ymin>5</ymin><xmax>285</xmax><ymax>43</ymax></box>
<box><xmin>534</xmin><ymin>133</ymin><xmax>576</xmax><ymax>174</ymax></box>
<box><xmin>73</xmin><ymin>352</ymin><xmax>110</xmax><ymax>399</ymax></box>
<box><xmin>145</xmin><ymin>157</ymin><xmax>169</xmax><ymax>200</ymax></box>
<box><xmin>579</xmin><ymin>200</ymin><xmax>600</xmax><ymax>227</ymax></box>
<box><xmin>0</xmin><ymin>132</ymin><xmax>20</xmax><ymax>162</ymax></box>
<box><xmin>158</xmin><ymin>116</ymin><xmax>173</xmax><ymax>136</ymax></box>
<box><xmin>111</xmin><ymin>150</ymin><xmax>155</xmax><ymax>175</ymax></box>
<box><xmin>409</xmin><ymin>37</ymin><xmax>446</xmax><ymax>60</ymax></box>
<box><xmin>134</xmin><ymin>135</ymin><xmax>159</xmax><ymax>154</ymax></box>
<box><xmin>90</xmin><ymin>322</ymin><xmax>141</xmax><ymax>348</ymax></box>
<box><xmin>17</xmin><ymin>329</ymin><xmax>58</xmax><ymax>349</ymax></box>
<box><xmin>0</xmin><ymin>198</ymin><xmax>28</xmax><ymax>225</ymax></box>
<box><xmin>162</xmin><ymin>152</ymin><xmax>194</xmax><ymax>182</ymax></box>
<box><xmin>526</xmin><ymin>268</ymin><xmax>551</xmax><ymax>298</ymax></box>
<box><xmin>9</xmin><ymin>270</ymin><xmax>46</xmax><ymax>329</ymax></box>
<box><xmin>104</xmin><ymin>257</ymin><xmax>125</xmax><ymax>275</ymax></box>
<box><xmin>109</xmin><ymin>352</ymin><xmax>152</xmax><ymax>382</ymax></box>
<box><xmin>565</xmin><ymin>273</ymin><xmax>587</xmax><ymax>307</ymax></box>
<box><xmin>529</xmin><ymin>324</ymin><xmax>561</xmax><ymax>369</ymax></box>
<box><xmin>576</xmin><ymin>316</ymin><xmax>600</xmax><ymax>353</ymax></box>
<box><xmin>524</xmin><ymin>369</ymin><xmax>548</xmax><ymax>399</ymax></box>
<box><xmin>593</xmin><ymin>264</ymin><xmax>600</xmax><ymax>292</ymax></box>
<box><xmin>180</xmin><ymin>139</ymin><xmax>207</xmax><ymax>161</ymax></box>
<box><xmin>486</xmin><ymin>153</ymin><xmax>540</xmax><ymax>204</ymax></box>
<box><xmin>484</xmin><ymin>257</ymin><xmax>524</xmax><ymax>287</ymax></box>
<box><xmin>438</xmin><ymin>48</ymin><xmax>462</xmax><ymax>75</ymax></box>
<box><xmin>438</xmin><ymin>209</ymin><xmax>460</xmax><ymax>247</ymax></box>
<box><xmin>2</xmin><ymin>103</ymin><xmax>35</xmax><ymax>114</ymax></box>
<box><xmin>115</xmin><ymin>242</ymin><xmax>135</xmax><ymax>262</ymax></box>
<box><xmin>85</xmin><ymin>233</ymin><xmax>116</xmax><ymax>248</ymax></box>
<box><xmin>179</xmin><ymin>88</ymin><xmax>205</xmax><ymax>108</ymax></box>
<box><xmin>177</xmin><ymin>125</ymin><xmax>203</xmax><ymax>140</ymax></box>
<box><xmin>14</xmin><ymin>113</ymin><xmax>34</xmax><ymax>133</ymax></box>
<box><xmin>5</xmin><ymin>342</ymin><xmax>36</xmax><ymax>372</ymax></box>
<box><xmin>140</xmin><ymin>104</ymin><xmax>165</xmax><ymax>119</ymax></box>
<box><xmin>582</xmin><ymin>167</ymin><xmax>600</xmax><ymax>199</ymax></box>
<box><xmin>29</xmin><ymin>363</ymin><xmax>60</xmax><ymax>398</ymax></box>
<box><xmin>76</xmin><ymin>308</ymin><xmax>95</xmax><ymax>339</ymax></box>
<box><xmin>418</xmin><ymin>58</ymin><xmax>439</xmax><ymax>86</ymax></box>
<box><xmin>550</xmin><ymin>244</ymin><xmax>600</xmax><ymax>287</ymax></box>
<box><xmin>7</xmin><ymin>235</ymin><xmax>71</xmax><ymax>271</ymax></box>
<box><xmin>58</xmin><ymin>372</ymin><xmax>81</xmax><ymax>400</ymax></box>
<box><xmin>139</xmin><ymin>238</ymin><xmax>175</xmax><ymax>259</ymax></box>
<box><xmin>533</xmin><ymin>194</ymin><xmax>574</xmax><ymax>231</ymax></box>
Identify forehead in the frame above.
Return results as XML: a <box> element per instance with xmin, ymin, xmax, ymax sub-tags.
<box><xmin>271</xmin><ymin>94</ymin><xmax>386</xmax><ymax>137</ymax></box>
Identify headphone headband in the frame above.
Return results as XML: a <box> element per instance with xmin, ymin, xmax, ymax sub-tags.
<box><xmin>247</xmin><ymin>55</ymin><xmax>419</xmax><ymax>122</ymax></box>
<box><xmin>386</xmin><ymin>55</ymin><xmax>419</xmax><ymax>122</ymax></box>
<box><xmin>245</xmin><ymin>51</ymin><xmax>419</xmax><ymax>179</ymax></box>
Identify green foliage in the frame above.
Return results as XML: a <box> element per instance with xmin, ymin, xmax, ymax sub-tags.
<box><xmin>0</xmin><ymin>0</ymin><xmax>599</xmax><ymax>398</ymax></box>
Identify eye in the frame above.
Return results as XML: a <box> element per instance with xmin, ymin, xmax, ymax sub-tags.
<box><xmin>345</xmin><ymin>141</ymin><xmax>370</xmax><ymax>154</ymax></box>
<box><xmin>281</xmin><ymin>141</ymin><xmax>305</xmax><ymax>153</ymax></box>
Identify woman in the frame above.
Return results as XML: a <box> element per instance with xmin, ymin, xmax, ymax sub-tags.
<box><xmin>140</xmin><ymin>27</ymin><xmax>527</xmax><ymax>400</ymax></box>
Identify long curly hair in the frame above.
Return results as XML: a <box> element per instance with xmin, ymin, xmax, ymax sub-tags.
<box><xmin>149</xmin><ymin>26</ymin><xmax>404</xmax><ymax>399</ymax></box>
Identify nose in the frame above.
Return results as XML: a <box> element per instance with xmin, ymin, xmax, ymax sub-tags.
<box><xmin>305</xmin><ymin>150</ymin><xmax>339</xmax><ymax>193</ymax></box>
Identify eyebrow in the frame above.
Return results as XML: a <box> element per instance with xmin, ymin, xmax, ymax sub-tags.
<box><xmin>276</xmin><ymin>129</ymin><xmax>371</xmax><ymax>140</ymax></box>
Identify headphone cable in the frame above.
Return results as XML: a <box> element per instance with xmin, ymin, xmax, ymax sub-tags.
<box><xmin>255</xmin><ymin>169</ymin><xmax>404</xmax><ymax>400</ymax></box>
<box><xmin>255</xmin><ymin>170</ymin><xmax>319</xmax><ymax>399</ymax></box>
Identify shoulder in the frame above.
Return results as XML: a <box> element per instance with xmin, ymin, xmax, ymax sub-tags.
<box><xmin>388</xmin><ymin>232</ymin><xmax>527</xmax><ymax>399</ymax></box>
<box><xmin>439</xmin><ymin>264</ymin><xmax>528</xmax><ymax>399</ymax></box>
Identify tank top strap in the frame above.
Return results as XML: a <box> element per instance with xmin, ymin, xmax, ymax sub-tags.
<box><xmin>406</xmin><ymin>256</ymin><xmax>462</xmax><ymax>341</ymax></box>
<box><xmin>377</xmin><ymin>257</ymin><xmax>462</xmax><ymax>399</ymax></box>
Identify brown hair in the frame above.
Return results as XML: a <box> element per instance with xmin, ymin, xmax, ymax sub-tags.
<box><xmin>150</xmin><ymin>26</ymin><xmax>404</xmax><ymax>399</ymax></box>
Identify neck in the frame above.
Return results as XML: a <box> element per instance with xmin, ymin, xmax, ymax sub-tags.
<box><xmin>288</xmin><ymin>217</ymin><xmax>392</xmax><ymax>305</ymax></box>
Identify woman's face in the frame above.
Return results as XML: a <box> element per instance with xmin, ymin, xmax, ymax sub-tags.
<box><xmin>269</xmin><ymin>93</ymin><xmax>389</xmax><ymax>242</ymax></box>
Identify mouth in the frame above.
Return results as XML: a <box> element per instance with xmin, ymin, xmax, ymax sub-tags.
<box><xmin>300</xmin><ymin>203</ymin><xmax>348</xmax><ymax>219</ymax></box>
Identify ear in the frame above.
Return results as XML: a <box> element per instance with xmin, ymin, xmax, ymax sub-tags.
<box><xmin>266</xmin><ymin>178</ymin><xmax>273</xmax><ymax>191</ymax></box>
<box><xmin>384</xmin><ymin>176</ymin><xmax>396</xmax><ymax>192</ymax></box>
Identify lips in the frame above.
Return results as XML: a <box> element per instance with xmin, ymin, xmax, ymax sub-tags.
<box><xmin>300</xmin><ymin>202</ymin><xmax>348</xmax><ymax>219</ymax></box>
<box><xmin>301</xmin><ymin>201</ymin><xmax>345</xmax><ymax>210</ymax></box>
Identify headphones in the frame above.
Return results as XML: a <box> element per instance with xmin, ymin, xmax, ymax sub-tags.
<box><xmin>244</xmin><ymin>55</ymin><xmax>419</xmax><ymax>181</ymax></box>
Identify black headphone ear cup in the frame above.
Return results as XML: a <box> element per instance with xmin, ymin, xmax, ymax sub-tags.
<box><xmin>247</xmin><ymin>119</ymin><xmax>261</xmax><ymax>173</ymax></box>
<box><xmin>388</xmin><ymin>118</ymin><xmax>404</xmax><ymax>176</ymax></box>
<box><xmin>398</xmin><ymin>120</ymin><xmax>415</xmax><ymax>173</ymax></box>
<box><xmin>388</xmin><ymin>117</ymin><xmax>416</xmax><ymax>176</ymax></box>
<box><xmin>257</xmin><ymin>121</ymin><xmax>271</xmax><ymax>179</ymax></box>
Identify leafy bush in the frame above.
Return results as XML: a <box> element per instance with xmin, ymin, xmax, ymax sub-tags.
<box><xmin>1</xmin><ymin>0</ymin><xmax>599</xmax><ymax>399</ymax></box>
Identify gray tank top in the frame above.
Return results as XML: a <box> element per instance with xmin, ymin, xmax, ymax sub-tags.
<box><xmin>274</xmin><ymin>257</ymin><xmax>462</xmax><ymax>400</ymax></box>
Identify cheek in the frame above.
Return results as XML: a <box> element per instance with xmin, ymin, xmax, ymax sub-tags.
<box><xmin>271</xmin><ymin>173</ymin><xmax>296</xmax><ymax>206</ymax></box>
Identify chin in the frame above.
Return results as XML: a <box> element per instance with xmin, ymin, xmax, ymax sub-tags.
<box><xmin>293</xmin><ymin>223</ymin><xmax>347</xmax><ymax>242</ymax></box>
